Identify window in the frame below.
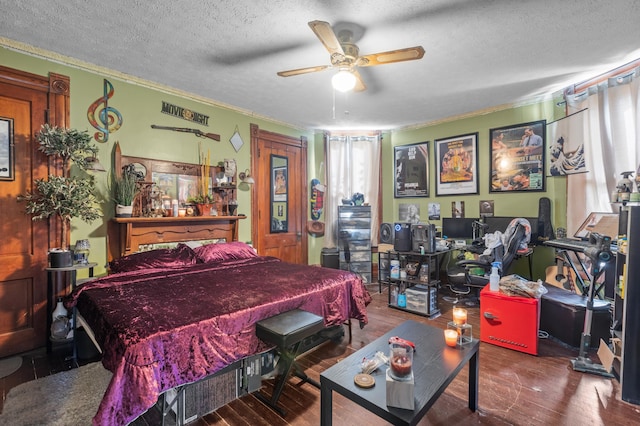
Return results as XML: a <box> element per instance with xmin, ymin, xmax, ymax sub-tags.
<box><xmin>565</xmin><ymin>65</ymin><xmax>640</xmax><ymax>235</ymax></box>
<box><xmin>325</xmin><ymin>133</ymin><xmax>381</xmax><ymax>247</ymax></box>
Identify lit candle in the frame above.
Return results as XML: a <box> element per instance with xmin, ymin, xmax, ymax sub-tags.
<box><xmin>453</xmin><ymin>308</ymin><xmax>467</xmax><ymax>325</ymax></box>
<box><xmin>444</xmin><ymin>329</ymin><xmax>458</xmax><ymax>347</ymax></box>
<box><xmin>178</xmin><ymin>208</ymin><xmax>187</xmax><ymax>217</ymax></box>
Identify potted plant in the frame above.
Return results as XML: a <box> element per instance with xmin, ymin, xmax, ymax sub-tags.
<box><xmin>189</xmin><ymin>144</ymin><xmax>215</xmax><ymax>216</ymax></box>
<box><xmin>112</xmin><ymin>164</ymin><xmax>139</xmax><ymax>217</ymax></box>
<box><xmin>18</xmin><ymin>124</ymin><xmax>102</xmax><ymax>267</ymax></box>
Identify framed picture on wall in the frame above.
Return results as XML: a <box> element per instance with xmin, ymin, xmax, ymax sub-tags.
<box><xmin>434</xmin><ymin>132</ymin><xmax>479</xmax><ymax>196</ymax></box>
<box><xmin>394</xmin><ymin>141</ymin><xmax>429</xmax><ymax>198</ymax></box>
<box><xmin>0</xmin><ymin>117</ymin><xmax>14</xmax><ymax>181</ymax></box>
<box><xmin>489</xmin><ymin>120</ymin><xmax>546</xmax><ymax>193</ymax></box>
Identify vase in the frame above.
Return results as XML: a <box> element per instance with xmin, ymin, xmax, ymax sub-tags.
<box><xmin>49</xmin><ymin>249</ymin><xmax>73</xmax><ymax>268</ymax></box>
<box><xmin>116</xmin><ymin>204</ymin><xmax>133</xmax><ymax>217</ymax></box>
<box><xmin>196</xmin><ymin>203</ymin><xmax>214</xmax><ymax>216</ymax></box>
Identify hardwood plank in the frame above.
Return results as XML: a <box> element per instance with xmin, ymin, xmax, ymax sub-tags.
<box><xmin>1</xmin><ymin>284</ymin><xmax>638</xmax><ymax>426</ymax></box>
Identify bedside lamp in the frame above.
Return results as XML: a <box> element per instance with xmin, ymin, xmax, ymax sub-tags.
<box><xmin>239</xmin><ymin>169</ymin><xmax>255</xmax><ymax>184</ymax></box>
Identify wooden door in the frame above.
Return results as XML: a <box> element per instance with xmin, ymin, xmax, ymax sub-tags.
<box><xmin>250</xmin><ymin>124</ymin><xmax>308</xmax><ymax>264</ymax></box>
<box><xmin>0</xmin><ymin>67</ymin><xmax>69</xmax><ymax>356</ymax></box>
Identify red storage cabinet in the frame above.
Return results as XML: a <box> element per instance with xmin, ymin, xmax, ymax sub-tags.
<box><xmin>480</xmin><ymin>285</ymin><xmax>540</xmax><ymax>355</ymax></box>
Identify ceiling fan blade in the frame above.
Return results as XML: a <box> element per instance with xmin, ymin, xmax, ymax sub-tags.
<box><xmin>358</xmin><ymin>46</ymin><xmax>425</xmax><ymax>67</ymax></box>
<box><xmin>308</xmin><ymin>20</ymin><xmax>345</xmax><ymax>56</ymax></box>
<box><xmin>353</xmin><ymin>69</ymin><xmax>367</xmax><ymax>92</ymax></box>
<box><xmin>277</xmin><ymin>65</ymin><xmax>330</xmax><ymax>77</ymax></box>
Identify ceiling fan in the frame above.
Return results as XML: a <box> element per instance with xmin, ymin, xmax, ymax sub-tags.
<box><xmin>277</xmin><ymin>20</ymin><xmax>425</xmax><ymax>92</ymax></box>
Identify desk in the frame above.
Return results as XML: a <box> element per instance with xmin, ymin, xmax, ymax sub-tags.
<box><xmin>380</xmin><ymin>249</ymin><xmax>452</xmax><ymax>317</ymax></box>
<box><xmin>46</xmin><ymin>263</ymin><xmax>96</xmax><ymax>355</ymax></box>
<box><xmin>320</xmin><ymin>320</ymin><xmax>479</xmax><ymax>426</ymax></box>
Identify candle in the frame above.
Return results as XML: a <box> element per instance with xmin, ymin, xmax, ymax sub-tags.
<box><xmin>444</xmin><ymin>329</ymin><xmax>458</xmax><ymax>347</ymax></box>
<box><xmin>178</xmin><ymin>208</ymin><xmax>187</xmax><ymax>217</ymax></box>
<box><xmin>453</xmin><ymin>307</ymin><xmax>467</xmax><ymax>325</ymax></box>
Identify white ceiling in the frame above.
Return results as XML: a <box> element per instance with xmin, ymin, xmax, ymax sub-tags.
<box><xmin>2</xmin><ymin>0</ymin><xmax>640</xmax><ymax>131</ymax></box>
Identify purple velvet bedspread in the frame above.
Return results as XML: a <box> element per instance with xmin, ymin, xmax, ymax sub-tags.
<box><xmin>67</xmin><ymin>256</ymin><xmax>370</xmax><ymax>426</ymax></box>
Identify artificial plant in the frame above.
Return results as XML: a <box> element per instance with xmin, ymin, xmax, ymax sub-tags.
<box><xmin>18</xmin><ymin>124</ymin><xmax>102</xmax><ymax>251</ymax></box>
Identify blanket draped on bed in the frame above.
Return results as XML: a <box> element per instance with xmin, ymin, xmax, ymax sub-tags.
<box><xmin>67</xmin><ymin>256</ymin><xmax>370</xmax><ymax>426</ymax></box>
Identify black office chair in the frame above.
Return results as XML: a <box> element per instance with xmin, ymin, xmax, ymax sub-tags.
<box><xmin>445</xmin><ymin>221</ymin><xmax>529</xmax><ymax>306</ymax></box>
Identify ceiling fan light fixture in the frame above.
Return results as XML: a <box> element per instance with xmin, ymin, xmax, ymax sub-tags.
<box><xmin>332</xmin><ymin>69</ymin><xmax>357</xmax><ymax>92</ymax></box>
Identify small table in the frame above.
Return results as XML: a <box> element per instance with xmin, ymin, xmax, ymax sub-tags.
<box><xmin>320</xmin><ymin>320</ymin><xmax>479</xmax><ymax>426</ymax></box>
<box><xmin>46</xmin><ymin>262</ymin><xmax>97</xmax><ymax>356</ymax></box>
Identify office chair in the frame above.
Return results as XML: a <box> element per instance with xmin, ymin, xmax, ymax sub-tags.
<box><xmin>444</xmin><ymin>220</ymin><xmax>529</xmax><ymax>306</ymax></box>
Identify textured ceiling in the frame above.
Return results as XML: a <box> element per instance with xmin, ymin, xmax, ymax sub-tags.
<box><xmin>2</xmin><ymin>0</ymin><xmax>640</xmax><ymax>131</ymax></box>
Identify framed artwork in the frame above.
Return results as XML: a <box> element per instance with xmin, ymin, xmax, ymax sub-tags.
<box><xmin>434</xmin><ymin>132</ymin><xmax>478</xmax><ymax>196</ymax></box>
<box><xmin>0</xmin><ymin>117</ymin><xmax>14</xmax><ymax>181</ymax></box>
<box><xmin>480</xmin><ymin>200</ymin><xmax>494</xmax><ymax>218</ymax></box>
<box><xmin>452</xmin><ymin>201</ymin><xmax>465</xmax><ymax>218</ymax></box>
<box><xmin>271</xmin><ymin>154</ymin><xmax>288</xmax><ymax>233</ymax></box>
<box><xmin>394</xmin><ymin>141</ymin><xmax>429</xmax><ymax>198</ymax></box>
<box><xmin>490</xmin><ymin>120</ymin><xmax>546</xmax><ymax>193</ymax></box>
<box><xmin>428</xmin><ymin>202</ymin><xmax>441</xmax><ymax>220</ymax></box>
<box><xmin>272</xmin><ymin>165</ymin><xmax>287</xmax><ymax>202</ymax></box>
<box><xmin>399</xmin><ymin>203</ymin><xmax>421</xmax><ymax>224</ymax></box>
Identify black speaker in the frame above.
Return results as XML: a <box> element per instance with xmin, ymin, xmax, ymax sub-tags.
<box><xmin>380</xmin><ymin>223</ymin><xmax>394</xmax><ymax>244</ymax></box>
<box><xmin>393</xmin><ymin>223</ymin><xmax>412</xmax><ymax>252</ymax></box>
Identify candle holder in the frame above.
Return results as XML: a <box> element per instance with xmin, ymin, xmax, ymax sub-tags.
<box><xmin>447</xmin><ymin>321</ymin><xmax>473</xmax><ymax>346</ymax></box>
<box><xmin>452</xmin><ymin>307</ymin><xmax>467</xmax><ymax>325</ymax></box>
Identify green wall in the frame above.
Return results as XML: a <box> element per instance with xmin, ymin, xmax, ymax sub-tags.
<box><xmin>2</xmin><ymin>46</ymin><xmax>315</xmax><ymax>276</ymax></box>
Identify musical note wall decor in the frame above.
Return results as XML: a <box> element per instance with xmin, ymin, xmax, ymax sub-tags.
<box><xmin>87</xmin><ymin>79</ymin><xmax>123</xmax><ymax>143</ymax></box>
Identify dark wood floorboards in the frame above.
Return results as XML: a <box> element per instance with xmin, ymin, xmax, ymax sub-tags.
<box><xmin>2</xmin><ymin>283</ymin><xmax>639</xmax><ymax>425</ymax></box>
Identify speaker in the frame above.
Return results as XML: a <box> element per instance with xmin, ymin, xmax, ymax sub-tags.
<box><xmin>380</xmin><ymin>223</ymin><xmax>394</xmax><ymax>244</ymax></box>
<box><xmin>393</xmin><ymin>223</ymin><xmax>412</xmax><ymax>252</ymax></box>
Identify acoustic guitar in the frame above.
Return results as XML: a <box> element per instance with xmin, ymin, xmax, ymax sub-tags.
<box><xmin>545</xmin><ymin>257</ymin><xmax>577</xmax><ymax>292</ymax></box>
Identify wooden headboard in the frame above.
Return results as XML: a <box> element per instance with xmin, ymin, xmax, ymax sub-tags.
<box><xmin>107</xmin><ymin>216</ymin><xmax>244</xmax><ymax>261</ymax></box>
<box><xmin>107</xmin><ymin>143</ymin><xmax>245</xmax><ymax>260</ymax></box>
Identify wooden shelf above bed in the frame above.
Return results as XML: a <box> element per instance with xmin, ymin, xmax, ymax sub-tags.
<box><xmin>108</xmin><ymin>215</ymin><xmax>245</xmax><ymax>261</ymax></box>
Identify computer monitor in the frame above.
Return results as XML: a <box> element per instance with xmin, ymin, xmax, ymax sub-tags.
<box><xmin>483</xmin><ymin>216</ymin><xmax>540</xmax><ymax>243</ymax></box>
<box><xmin>441</xmin><ymin>217</ymin><xmax>478</xmax><ymax>240</ymax></box>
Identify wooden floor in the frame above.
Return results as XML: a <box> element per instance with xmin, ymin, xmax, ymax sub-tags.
<box><xmin>2</xmin><ymin>283</ymin><xmax>639</xmax><ymax>425</ymax></box>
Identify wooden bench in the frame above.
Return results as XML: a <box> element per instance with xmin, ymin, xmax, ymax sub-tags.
<box><xmin>254</xmin><ymin>309</ymin><xmax>325</xmax><ymax>416</ymax></box>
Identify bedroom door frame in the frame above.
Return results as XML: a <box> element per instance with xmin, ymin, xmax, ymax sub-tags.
<box><xmin>249</xmin><ymin>123</ymin><xmax>308</xmax><ymax>264</ymax></box>
<box><xmin>0</xmin><ymin>65</ymin><xmax>70</xmax><ymax>356</ymax></box>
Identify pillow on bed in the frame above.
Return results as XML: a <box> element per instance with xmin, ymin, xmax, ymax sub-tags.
<box><xmin>194</xmin><ymin>241</ymin><xmax>257</xmax><ymax>263</ymax></box>
<box><xmin>109</xmin><ymin>243</ymin><xmax>200</xmax><ymax>273</ymax></box>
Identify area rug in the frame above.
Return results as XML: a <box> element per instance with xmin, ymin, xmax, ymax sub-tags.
<box><xmin>0</xmin><ymin>356</ymin><xmax>22</xmax><ymax>379</ymax></box>
<box><xmin>0</xmin><ymin>362</ymin><xmax>112</xmax><ymax>426</ymax></box>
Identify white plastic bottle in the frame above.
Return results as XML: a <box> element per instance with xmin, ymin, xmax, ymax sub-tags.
<box><xmin>489</xmin><ymin>261</ymin><xmax>501</xmax><ymax>291</ymax></box>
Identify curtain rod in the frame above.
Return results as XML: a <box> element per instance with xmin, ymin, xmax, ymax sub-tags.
<box><xmin>570</xmin><ymin>57</ymin><xmax>640</xmax><ymax>93</ymax></box>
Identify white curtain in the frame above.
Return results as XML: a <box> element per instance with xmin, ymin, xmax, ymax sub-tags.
<box><xmin>325</xmin><ymin>133</ymin><xmax>381</xmax><ymax>248</ymax></box>
<box><xmin>565</xmin><ymin>67</ymin><xmax>640</xmax><ymax>234</ymax></box>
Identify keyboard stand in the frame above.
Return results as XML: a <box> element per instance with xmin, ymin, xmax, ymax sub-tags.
<box><xmin>557</xmin><ymin>249</ymin><xmax>589</xmax><ymax>295</ymax></box>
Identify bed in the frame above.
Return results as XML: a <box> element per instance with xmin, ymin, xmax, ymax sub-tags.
<box><xmin>66</xmin><ymin>241</ymin><xmax>370</xmax><ymax>426</ymax></box>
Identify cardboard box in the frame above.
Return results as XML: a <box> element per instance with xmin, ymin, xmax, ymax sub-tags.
<box><xmin>385</xmin><ymin>369</ymin><xmax>415</xmax><ymax>410</ymax></box>
<box><xmin>597</xmin><ymin>338</ymin><xmax>621</xmax><ymax>373</ymax></box>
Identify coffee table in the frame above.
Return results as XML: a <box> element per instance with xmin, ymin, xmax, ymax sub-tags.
<box><xmin>320</xmin><ymin>320</ymin><xmax>479</xmax><ymax>425</ymax></box>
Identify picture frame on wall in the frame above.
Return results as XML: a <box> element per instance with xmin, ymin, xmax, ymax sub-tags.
<box><xmin>489</xmin><ymin>120</ymin><xmax>546</xmax><ymax>193</ymax></box>
<box><xmin>394</xmin><ymin>141</ymin><xmax>429</xmax><ymax>198</ymax></box>
<box><xmin>434</xmin><ymin>132</ymin><xmax>479</xmax><ymax>196</ymax></box>
<box><xmin>0</xmin><ymin>117</ymin><xmax>14</xmax><ymax>181</ymax></box>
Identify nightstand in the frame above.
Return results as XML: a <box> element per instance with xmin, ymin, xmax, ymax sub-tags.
<box><xmin>46</xmin><ymin>262</ymin><xmax>97</xmax><ymax>357</ymax></box>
